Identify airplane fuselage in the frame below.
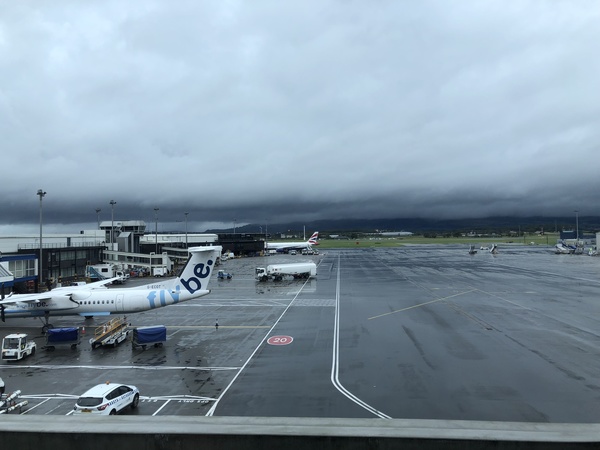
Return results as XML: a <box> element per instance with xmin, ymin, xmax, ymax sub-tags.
<box><xmin>264</xmin><ymin>232</ymin><xmax>318</xmax><ymax>252</ymax></box>
<box><xmin>265</xmin><ymin>242</ymin><xmax>313</xmax><ymax>251</ymax></box>
<box><xmin>2</xmin><ymin>285</ymin><xmax>209</xmax><ymax>319</ymax></box>
<box><xmin>0</xmin><ymin>245</ymin><xmax>221</xmax><ymax>325</ymax></box>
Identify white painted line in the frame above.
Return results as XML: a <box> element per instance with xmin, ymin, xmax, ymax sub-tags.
<box><xmin>206</xmin><ymin>277</ymin><xmax>313</xmax><ymax>416</ymax></box>
<box><xmin>0</xmin><ymin>365</ymin><xmax>240</xmax><ymax>371</ymax></box>
<box><xmin>152</xmin><ymin>399</ymin><xmax>171</xmax><ymax>416</ymax></box>
<box><xmin>19</xmin><ymin>397</ymin><xmax>51</xmax><ymax>414</ymax></box>
<box><xmin>330</xmin><ymin>254</ymin><xmax>392</xmax><ymax>419</ymax></box>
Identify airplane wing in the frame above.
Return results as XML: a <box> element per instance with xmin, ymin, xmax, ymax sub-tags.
<box><xmin>0</xmin><ymin>293</ymin><xmax>53</xmax><ymax>305</ymax></box>
<box><xmin>0</xmin><ymin>277</ymin><xmax>121</xmax><ymax>307</ymax></box>
<box><xmin>85</xmin><ymin>277</ymin><xmax>122</xmax><ymax>288</ymax></box>
<box><xmin>52</xmin><ymin>276</ymin><xmax>121</xmax><ymax>293</ymax></box>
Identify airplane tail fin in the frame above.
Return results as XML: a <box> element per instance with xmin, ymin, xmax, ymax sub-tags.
<box><xmin>308</xmin><ymin>231</ymin><xmax>319</xmax><ymax>246</ymax></box>
<box><xmin>165</xmin><ymin>245</ymin><xmax>222</xmax><ymax>296</ymax></box>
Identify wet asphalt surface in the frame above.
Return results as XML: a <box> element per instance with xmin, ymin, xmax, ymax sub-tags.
<box><xmin>2</xmin><ymin>245</ymin><xmax>600</xmax><ymax>422</ymax></box>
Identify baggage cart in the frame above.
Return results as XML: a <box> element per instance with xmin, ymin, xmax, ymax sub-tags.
<box><xmin>132</xmin><ymin>325</ymin><xmax>167</xmax><ymax>350</ymax></box>
<box><xmin>45</xmin><ymin>327</ymin><xmax>80</xmax><ymax>350</ymax></box>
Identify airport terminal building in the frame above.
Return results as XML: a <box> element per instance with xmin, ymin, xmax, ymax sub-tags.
<box><xmin>0</xmin><ymin>220</ymin><xmax>264</xmax><ymax>293</ymax></box>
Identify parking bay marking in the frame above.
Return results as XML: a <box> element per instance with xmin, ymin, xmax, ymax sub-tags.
<box><xmin>19</xmin><ymin>394</ymin><xmax>217</xmax><ymax>415</ymax></box>
<box><xmin>267</xmin><ymin>335</ymin><xmax>293</xmax><ymax>345</ymax></box>
<box><xmin>2</xmin><ymin>364</ymin><xmax>241</xmax><ymax>371</ymax></box>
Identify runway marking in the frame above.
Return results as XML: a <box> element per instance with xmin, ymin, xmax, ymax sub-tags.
<box><xmin>20</xmin><ymin>394</ymin><xmax>79</xmax><ymax>399</ymax></box>
<box><xmin>152</xmin><ymin>399</ymin><xmax>171</xmax><ymax>416</ymax></box>
<box><xmin>19</xmin><ymin>397</ymin><xmax>52</xmax><ymax>414</ymax></box>
<box><xmin>184</xmin><ymin>301</ymin><xmax>289</xmax><ymax>307</ymax></box>
<box><xmin>331</xmin><ymin>254</ymin><xmax>392</xmax><ymax>419</ymax></box>
<box><xmin>147</xmin><ymin>396</ymin><xmax>215</xmax><ymax>415</ymax></box>
<box><xmin>205</xmin><ymin>277</ymin><xmax>314</xmax><ymax>416</ymax></box>
<box><xmin>267</xmin><ymin>335</ymin><xmax>293</xmax><ymax>345</ymax></box>
<box><xmin>293</xmin><ymin>298</ymin><xmax>336</xmax><ymax>307</ymax></box>
<box><xmin>158</xmin><ymin>325</ymin><xmax>272</xmax><ymax>329</ymax></box>
<box><xmin>20</xmin><ymin>394</ymin><xmax>216</xmax><ymax>402</ymax></box>
<box><xmin>0</xmin><ymin>365</ymin><xmax>240</xmax><ymax>371</ymax></box>
<box><xmin>19</xmin><ymin>394</ymin><xmax>216</xmax><ymax>416</ymax></box>
<box><xmin>145</xmin><ymin>395</ymin><xmax>216</xmax><ymax>401</ymax></box>
<box><xmin>367</xmin><ymin>289</ymin><xmax>477</xmax><ymax>320</ymax></box>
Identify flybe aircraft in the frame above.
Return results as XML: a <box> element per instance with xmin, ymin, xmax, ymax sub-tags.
<box><xmin>0</xmin><ymin>245</ymin><xmax>222</xmax><ymax>331</ymax></box>
<box><xmin>265</xmin><ymin>232</ymin><xmax>319</xmax><ymax>253</ymax></box>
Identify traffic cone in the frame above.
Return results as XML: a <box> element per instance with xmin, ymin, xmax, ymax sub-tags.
<box><xmin>81</xmin><ymin>326</ymin><xmax>85</xmax><ymax>335</ymax></box>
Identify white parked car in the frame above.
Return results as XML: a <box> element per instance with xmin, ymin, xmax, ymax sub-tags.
<box><xmin>73</xmin><ymin>382</ymin><xmax>140</xmax><ymax>415</ymax></box>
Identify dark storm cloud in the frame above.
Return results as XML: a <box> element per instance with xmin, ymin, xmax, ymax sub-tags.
<box><xmin>1</xmin><ymin>1</ymin><xmax>599</xmax><ymax>233</ymax></box>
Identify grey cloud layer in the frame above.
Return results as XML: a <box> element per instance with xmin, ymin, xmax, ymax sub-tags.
<box><xmin>1</xmin><ymin>1</ymin><xmax>599</xmax><ymax>231</ymax></box>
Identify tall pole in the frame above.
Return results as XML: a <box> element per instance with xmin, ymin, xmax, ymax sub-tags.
<box><xmin>95</xmin><ymin>208</ymin><xmax>101</xmax><ymax>230</ymax></box>
<box><xmin>109</xmin><ymin>200</ymin><xmax>116</xmax><ymax>246</ymax></box>
<box><xmin>154</xmin><ymin>207</ymin><xmax>160</xmax><ymax>264</ymax></box>
<box><xmin>575</xmin><ymin>210</ymin><xmax>579</xmax><ymax>242</ymax></box>
<box><xmin>184</xmin><ymin>212</ymin><xmax>189</xmax><ymax>249</ymax></box>
<box><xmin>37</xmin><ymin>189</ymin><xmax>46</xmax><ymax>289</ymax></box>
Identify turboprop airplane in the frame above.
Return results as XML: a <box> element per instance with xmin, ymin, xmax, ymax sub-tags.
<box><xmin>0</xmin><ymin>245</ymin><xmax>222</xmax><ymax>332</ymax></box>
<box><xmin>265</xmin><ymin>231</ymin><xmax>319</xmax><ymax>253</ymax></box>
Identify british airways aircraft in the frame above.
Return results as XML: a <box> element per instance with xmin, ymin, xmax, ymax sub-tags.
<box><xmin>0</xmin><ymin>246</ymin><xmax>222</xmax><ymax>331</ymax></box>
<box><xmin>265</xmin><ymin>231</ymin><xmax>319</xmax><ymax>253</ymax></box>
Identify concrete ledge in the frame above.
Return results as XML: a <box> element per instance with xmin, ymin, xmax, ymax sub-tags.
<box><xmin>1</xmin><ymin>416</ymin><xmax>599</xmax><ymax>449</ymax></box>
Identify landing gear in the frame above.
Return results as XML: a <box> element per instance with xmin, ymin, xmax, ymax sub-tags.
<box><xmin>38</xmin><ymin>312</ymin><xmax>54</xmax><ymax>334</ymax></box>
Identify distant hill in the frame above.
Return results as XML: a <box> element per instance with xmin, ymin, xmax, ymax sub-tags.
<box><xmin>207</xmin><ymin>216</ymin><xmax>600</xmax><ymax>236</ymax></box>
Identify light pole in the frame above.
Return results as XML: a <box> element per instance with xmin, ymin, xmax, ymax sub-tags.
<box><xmin>154</xmin><ymin>207</ymin><xmax>160</xmax><ymax>260</ymax></box>
<box><xmin>184</xmin><ymin>212</ymin><xmax>189</xmax><ymax>249</ymax></box>
<box><xmin>575</xmin><ymin>210</ymin><xmax>579</xmax><ymax>243</ymax></box>
<box><xmin>109</xmin><ymin>200</ymin><xmax>116</xmax><ymax>246</ymax></box>
<box><xmin>95</xmin><ymin>208</ymin><xmax>101</xmax><ymax>230</ymax></box>
<box><xmin>37</xmin><ymin>189</ymin><xmax>46</xmax><ymax>289</ymax></box>
<box><xmin>233</xmin><ymin>219</ymin><xmax>237</xmax><ymax>235</ymax></box>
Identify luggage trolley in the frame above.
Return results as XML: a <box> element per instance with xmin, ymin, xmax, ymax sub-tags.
<box><xmin>131</xmin><ymin>325</ymin><xmax>167</xmax><ymax>350</ymax></box>
<box><xmin>44</xmin><ymin>327</ymin><xmax>81</xmax><ymax>350</ymax></box>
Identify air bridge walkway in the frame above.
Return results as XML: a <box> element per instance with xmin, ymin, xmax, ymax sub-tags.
<box><xmin>0</xmin><ymin>416</ymin><xmax>598</xmax><ymax>449</ymax></box>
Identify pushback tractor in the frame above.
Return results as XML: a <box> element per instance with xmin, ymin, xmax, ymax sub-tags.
<box><xmin>1</xmin><ymin>333</ymin><xmax>36</xmax><ymax>361</ymax></box>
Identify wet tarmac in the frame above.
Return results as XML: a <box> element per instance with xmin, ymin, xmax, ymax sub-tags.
<box><xmin>2</xmin><ymin>245</ymin><xmax>600</xmax><ymax>422</ymax></box>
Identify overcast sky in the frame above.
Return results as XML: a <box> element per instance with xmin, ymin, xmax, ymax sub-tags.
<box><xmin>1</xmin><ymin>1</ymin><xmax>599</xmax><ymax>234</ymax></box>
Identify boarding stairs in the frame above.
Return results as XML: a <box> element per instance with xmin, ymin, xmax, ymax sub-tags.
<box><xmin>86</xmin><ymin>266</ymin><xmax>107</xmax><ymax>281</ymax></box>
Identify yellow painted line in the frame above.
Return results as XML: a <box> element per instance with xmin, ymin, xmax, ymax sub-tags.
<box><xmin>368</xmin><ymin>289</ymin><xmax>477</xmax><ymax>320</ymax></box>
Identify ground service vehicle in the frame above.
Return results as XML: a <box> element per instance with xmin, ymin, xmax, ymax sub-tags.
<box><xmin>132</xmin><ymin>325</ymin><xmax>167</xmax><ymax>350</ymax></box>
<box><xmin>217</xmin><ymin>270</ymin><xmax>233</xmax><ymax>280</ymax></box>
<box><xmin>1</xmin><ymin>333</ymin><xmax>36</xmax><ymax>361</ymax></box>
<box><xmin>73</xmin><ymin>382</ymin><xmax>140</xmax><ymax>415</ymax></box>
<box><xmin>152</xmin><ymin>267</ymin><xmax>167</xmax><ymax>277</ymax></box>
<box><xmin>90</xmin><ymin>317</ymin><xmax>130</xmax><ymax>349</ymax></box>
<box><xmin>255</xmin><ymin>262</ymin><xmax>317</xmax><ymax>281</ymax></box>
<box><xmin>45</xmin><ymin>327</ymin><xmax>80</xmax><ymax>350</ymax></box>
<box><xmin>86</xmin><ymin>263</ymin><xmax>128</xmax><ymax>283</ymax></box>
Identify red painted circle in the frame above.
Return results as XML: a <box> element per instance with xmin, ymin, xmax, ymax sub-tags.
<box><xmin>267</xmin><ymin>335</ymin><xmax>294</xmax><ymax>346</ymax></box>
